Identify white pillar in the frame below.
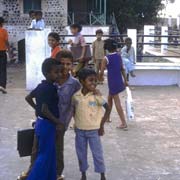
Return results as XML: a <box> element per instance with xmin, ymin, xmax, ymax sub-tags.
<box><xmin>144</xmin><ymin>25</ymin><xmax>155</xmax><ymax>53</ymax></box>
<box><xmin>177</xmin><ymin>15</ymin><xmax>180</xmax><ymax>29</ymax></box>
<box><xmin>25</xmin><ymin>28</ymin><xmax>51</xmax><ymax>90</ymax></box>
<box><xmin>161</xmin><ymin>26</ymin><xmax>168</xmax><ymax>54</ymax></box>
<box><xmin>127</xmin><ymin>29</ymin><xmax>137</xmax><ymax>62</ymax></box>
<box><xmin>168</xmin><ymin>16</ymin><xmax>172</xmax><ymax>27</ymax></box>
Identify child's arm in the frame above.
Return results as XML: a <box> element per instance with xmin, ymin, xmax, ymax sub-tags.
<box><xmin>121</xmin><ymin>64</ymin><xmax>129</xmax><ymax>87</ymax></box>
<box><xmin>25</xmin><ymin>94</ymin><xmax>36</xmax><ymax>110</ymax></box>
<box><xmin>92</xmin><ymin>42</ymin><xmax>96</xmax><ymax>63</ymax></box>
<box><xmin>99</xmin><ymin>57</ymin><xmax>107</xmax><ymax>81</ymax></box>
<box><xmin>99</xmin><ymin>103</ymin><xmax>110</xmax><ymax>136</ymax></box>
<box><xmin>41</xmin><ymin>104</ymin><xmax>64</xmax><ymax>128</ymax></box>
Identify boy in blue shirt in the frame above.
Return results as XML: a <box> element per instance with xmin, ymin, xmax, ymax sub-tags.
<box><xmin>25</xmin><ymin>58</ymin><xmax>64</xmax><ymax>180</ymax></box>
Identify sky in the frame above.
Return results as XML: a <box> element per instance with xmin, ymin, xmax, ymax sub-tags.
<box><xmin>160</xmin><ymin>0</ymin><xmax>180</xmax><ymax>18</ymax></box>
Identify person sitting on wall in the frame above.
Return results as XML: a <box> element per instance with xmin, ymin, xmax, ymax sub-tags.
<box><xmin>29</xmin><ymin>11</ymin><xmax>45</xmax><ymax>30</ymax></box>
<box><xmin>121</xmin><ymin>37</ymin><xmax>136</xmax><ymax>79</ymax></box>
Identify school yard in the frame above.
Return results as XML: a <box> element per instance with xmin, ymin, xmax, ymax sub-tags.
<box><xmin>0</xmin><ymin>64</ymin><xmax>180</xmax><ymax>180</ymax></box>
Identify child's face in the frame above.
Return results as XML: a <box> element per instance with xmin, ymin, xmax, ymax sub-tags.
<box><xmin>60</xmin><ymin>58</ymin><xmax>73</xmax><ymax>77</ymax></box>
<box><xmin>96</xmin><ymin>33</ymin><xmax>103</xmax><ymax>40</ymax></box>
<box><xmin>47</xmin><ymin>66</ymin><xmax>59</xmax><ymax>82</ymax></box>
<box><xmin>36</xmin><ymin>14</ymin><xmax>42</xmax><ymax>21</ymax></box>
<box><xmin>30</xmin><ymin>13</ymin><xmax>36</xmax><ymax>19</ymax></box>
<box><xmin>57</xmin><ymin>65</ymin><xmax>64</xmax><ymax>80</ymax></box>
<box><xmin>81</xmin><ymin>75</ymin><xmax>97</xmax><ymax>92</ymax></box>
<box><xmin>70</xmin><ymin>27</ymin><xmax>78</xmax><ymax>35</ymax></box>
<box><xmin>126</xmin><ymin>40</ymin><xmax>132</xmax><ymax>48</ymax></box>
<box><xmin>48</xmin><ymin>36</ymin><xmax>59</xmax><ymax>48</ymax></box>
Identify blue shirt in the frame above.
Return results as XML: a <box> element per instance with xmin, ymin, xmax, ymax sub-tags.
<box><xmin>30</xmin><ymin>80</ymin><xmax>59</xmax><ymax>119</ymax></box>
<box><xmin>30</xmin><ymin>19</ymin><xmax>45</xmax><ymax>30</ymax></box>
<box><xmin>56</xmin><ymin>75</ymin><xmax>81</xmax><ymax>130</ymax></box>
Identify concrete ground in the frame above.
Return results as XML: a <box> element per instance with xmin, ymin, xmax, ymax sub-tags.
<box><xmin>0</xmin><ymin>65</ymin><xmax>180</xmax><ymax>180</ymax></box>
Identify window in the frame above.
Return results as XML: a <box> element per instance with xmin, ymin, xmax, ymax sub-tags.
<box><xmin>23</xmin><ymin>0</ymin><xmax>41</xmax><ymax>14</ymax></box>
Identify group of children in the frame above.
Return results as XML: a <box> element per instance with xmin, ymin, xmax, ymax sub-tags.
<box><xmin>18</xmin><ymin>24</ymin><xmax>136</xmax><ymax>180</ymax></box>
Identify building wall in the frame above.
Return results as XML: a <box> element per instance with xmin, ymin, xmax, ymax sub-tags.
<box><xmin>0</xmin><ymin>0</ymin><xmax>68</xmax><ymax>44</ymax></box>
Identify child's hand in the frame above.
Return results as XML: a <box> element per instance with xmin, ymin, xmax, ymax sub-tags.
<box><xmin>98</xmin><ymin>126</ymin><xmax>105</xmax><ymax>136</ymax></box>
<box><xmin>93</xmin><ymin>89</ymin><xmax>102</xmax><ymax>96</ymax></box>
<box><xmin>78</xmin><ymin>56</ymin><xmax>84</xmax><ymax>62</ymax></box>
<box><xmin>68</xmin><ymin>39</ymin><xmax>73</xmax><ymax>45</ymax></box>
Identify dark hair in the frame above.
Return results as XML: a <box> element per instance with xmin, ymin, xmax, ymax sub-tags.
<box><xmin>96</xmin><ymin>29</ymin><xmax>103</xmax><ymax>35</ymax></box>
<box><xmin>29</xmin><ymin>10</ymin><xmax>35</xmax><ymax>15</ymax></box>
<box><xmin>36</xmin><ymin>11</ymin><xmax>43</xmax><ymax>16</ymax></box>
<box><xmin>104</xmin><ymin>38</ymin><xmax>118</xmax><ymax>52</ymax></box>
<box><xmin>78</xmin><ymin>68</ymin><xmax>97</xmax><ymax>81</ymax></box>
<box><xmin>42</xmin><ymin>58</ymin><xmax>60</xmax><ymax>77</ymax></box>
<box><xmin>57</xmin><ymin>50</ymin><xmax>73</xmax><ymax>62</ymax></box>
<box><xmin>125</xmin><ymin>37</ymin><xmax>132</xmax><ymax>43</ymax></box>
<box><xmin>70</xmin><ymin>23</ymin><xmax>82</xmax><ymax>32</ymax></box>
<box><xmin>0</xmin><ymin>17</ymin><xmax>5</xmax><ymax>25</ymax></box>
<box><xmin>48</xmin><ymin>32</ymin><xmax>60</xmax><ymax>42</ymax></box>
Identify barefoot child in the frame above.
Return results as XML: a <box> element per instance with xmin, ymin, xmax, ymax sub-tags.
<box><xmin>68</xmin><ymin>23</ymin><xmax>86</xmax><ymax>75</ymax></box>
<box><xmin>25</xmin><ymin>58</ymin><xmax>64</xmax><ymax>180</ymax></box>
<box><xmin>92</xmin><ymin>29</ymin><xmax>105</xmax><ymax>84</ymax></box>
<box><xmin>100</xmin><ymin>39</ymin><xmax>128</xmax><ymax>129</ymax></box>
<box><xmin>72</xmin><ymin>68</ymin><xmax>110</xmax><ymax>180</ymax></box>
<box><xmin>55</xmin><ymin>50</ymin><xmax>81</xmax><ymax>179</ymax></box>
<box><xmin>48</xmin><ymin>32</ymin><xmax>61</xmax><ymax>59</ymax></box>
<box><xmin>121</xmin><ymin>37</ymin><xmax>136</xmax><ymax>78</ymax></box>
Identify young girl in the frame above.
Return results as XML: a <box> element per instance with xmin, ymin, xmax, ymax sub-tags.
<box><xmin>68</xmin><ymin>23</ymin><xmax>87</xmax><ymax>75</ymax></box>
<box><xmin>48</xmin><ymin>32</ymin><xmax>61</xmax><ymax>60</ymax></box>
<box><xmin>121</xmin><ymin>37</ymin><xmax>136</xmax><ymax>78</ymax></box>
<box><xmin>100</xmin><ymin>39</ymin><xmax>128</xmax><ymax>129</ymax></box>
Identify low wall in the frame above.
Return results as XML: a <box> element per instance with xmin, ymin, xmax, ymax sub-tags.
<box><xmin>129</xmin><ymin>63</ymin><xmax>180</xmax><ymax>87</ymax></box>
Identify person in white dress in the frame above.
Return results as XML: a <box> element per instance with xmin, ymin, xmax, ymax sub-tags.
<box><xmin>121</xmin><ymin>37</ymin><xmax>136</xmax><ymax>78</ymax></box>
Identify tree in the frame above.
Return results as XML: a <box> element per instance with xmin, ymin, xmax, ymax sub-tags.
<box><xmin>107</xmin><ymin>0</ymin><xmax>164</xmax><ymax>33</ymax></box>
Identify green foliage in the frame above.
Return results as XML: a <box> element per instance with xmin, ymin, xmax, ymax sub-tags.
<box><xmin>107</xmin><ymin>0</ymin><xmax>164</xmax><ymax>33</ymax></box>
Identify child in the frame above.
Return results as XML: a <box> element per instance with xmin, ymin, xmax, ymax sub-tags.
<box><xmin>25</xmin><ymin>58</ymin><xmax>63</xmax><ymax>180</ymax></box>
<box><xmin>30</xmin><ymin>11</ymin><xmax>45</xmax><ymax>30</ymax></box>
<box><xmin>55</xmin><ymin>50</ymin><xmax>81</xmax><ymax>179</ymax></box>
<box><xmin>0</xmin><ymin>17</ymin><xmax>11</xmax><ymax>94</ymax></box>
<box><xmin>92</xmin><ymin>29</ymin><xmax>105</xmax><ymax>84</ymax></box>
<box><xmin>68</xmin><ymin>23</ymin><xmax>86</xmax><ymax>75</ymax></box>
<box><xmin>121</xmin><ymin>37</ymin><xmax>136</xmax><ymax>78</ymax></box>
<box><xmin>48</xmin><ymin>32</ymin><xmax>61</xmax><ymax>59</ymax></box>
<box><xmin>100</xmin><ymin>39</ymin><xmax>128</xmax><ymax>129</ymax></box>
<box><xmin>72</xmin><ymin>68</ymin><xmax>110</xmax><ymax>180</ymax></box>
<box><xmin>18</xmin><ymin>51</ymin><xmax>81</xmax><ymax>180</ymax></box>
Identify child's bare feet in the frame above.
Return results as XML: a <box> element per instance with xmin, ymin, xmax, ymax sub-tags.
<box><xmin>130</xmin><ymin>71</ymin><xmax>136</xmax><ymax>77</ymax></box>
<box><xmin>106</xmin><ymin>116</ymin><xmax>112</xmax><ymax>123</ymax></box>
<box><xmin>117</xmin><ymin>124</ymin><xmax>128</xmax><ymax>130</ymax></box>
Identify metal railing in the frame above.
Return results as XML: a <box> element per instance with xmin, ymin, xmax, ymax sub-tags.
<box><xmin>68</xmin><ymin>11</ymin><xmax>106</xmax><ymax>25</ymax></box>
<box><xmin>60</xmin><ymin>34</ymin><xmax>180</xmax><ymax>63</ymax></box>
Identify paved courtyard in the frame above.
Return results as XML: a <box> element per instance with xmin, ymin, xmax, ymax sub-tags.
<box><xmin>0</xmin><ymin>65</ymin><xmax>180</xmax><ymax>180</ymax></box>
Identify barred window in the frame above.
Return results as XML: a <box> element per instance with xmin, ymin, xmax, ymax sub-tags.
<box><xmin>23</xmin><ymin>0</ymin><xmax>41</xmax><ymax>14</ymax></box>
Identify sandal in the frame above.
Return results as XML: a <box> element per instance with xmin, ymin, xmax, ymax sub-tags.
<box><xmin>116</xmin><ymin>125</ymin><xmax>128</xmax><ymax>130</ymax></box>
<box><xmin>17</xmin><ymin>172</ymin><xmax>28</xmax><ymax>180</ymax></box>
<box><xmin>57</xmin><ymin>175</ymin><xmax>65</xmax><ymax>180</ymax></box>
